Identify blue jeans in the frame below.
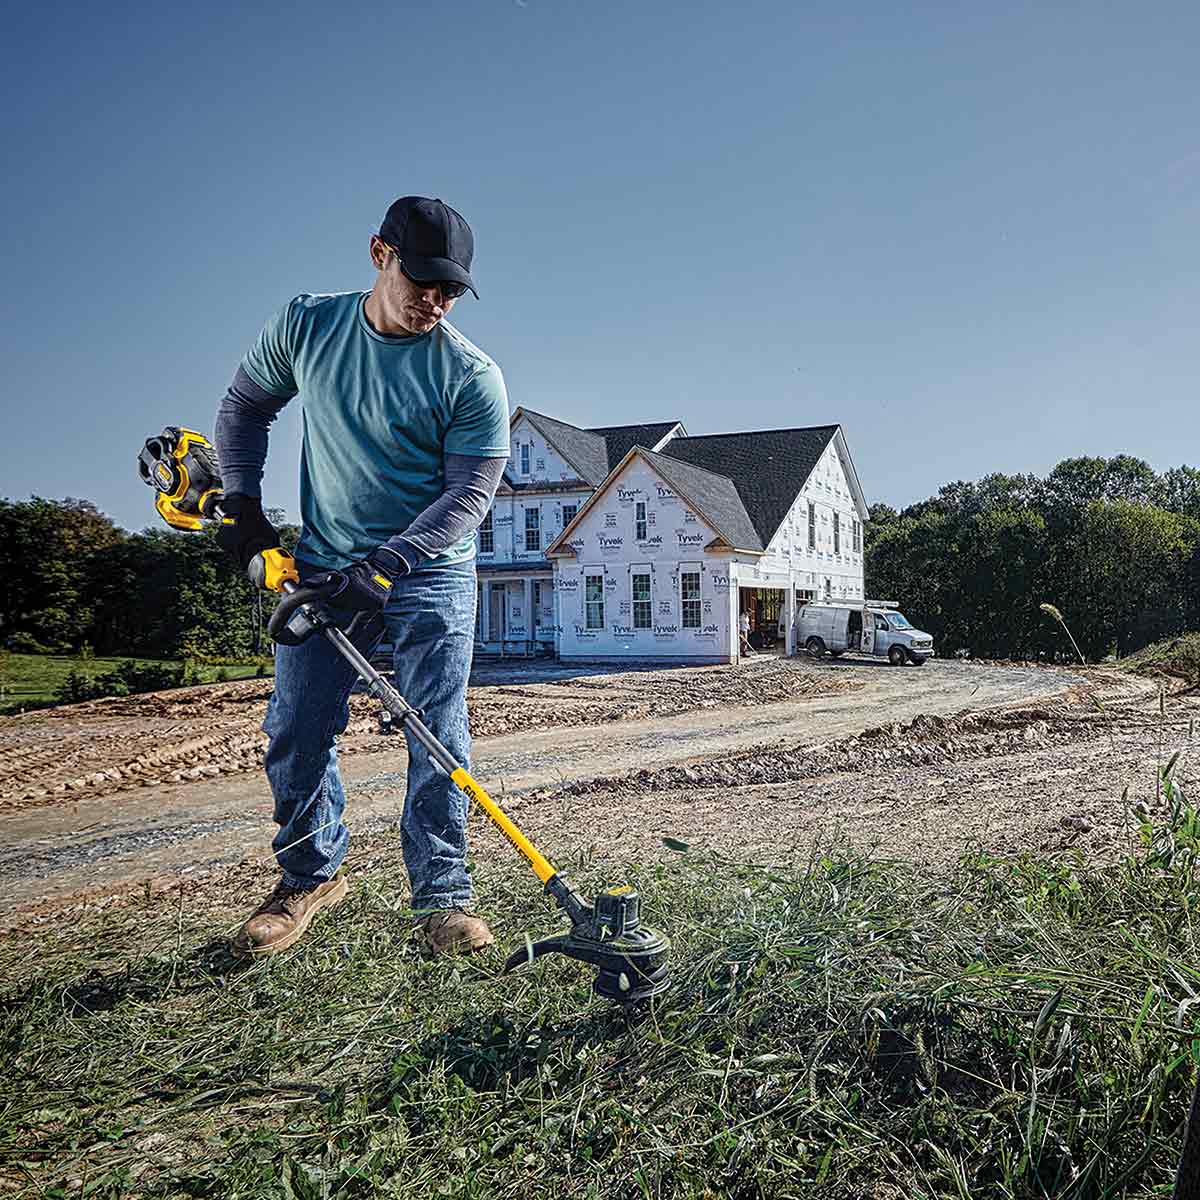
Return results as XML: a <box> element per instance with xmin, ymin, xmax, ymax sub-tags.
<box><xmin>262</xmin><ymin>561</ymin><xmax>477</xmax><ymax>911</ymax></box>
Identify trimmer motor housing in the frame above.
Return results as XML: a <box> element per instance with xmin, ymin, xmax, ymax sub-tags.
<box><xmin>138</xmin><ymin>427</ymin><xmax>224</xmax><ymax>531</ymax></box>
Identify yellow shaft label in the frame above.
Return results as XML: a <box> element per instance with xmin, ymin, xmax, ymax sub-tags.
<box><xmin>451</xmin><ymin>767</ymin><xmax>556</xmax><ymax>883</ymax></box>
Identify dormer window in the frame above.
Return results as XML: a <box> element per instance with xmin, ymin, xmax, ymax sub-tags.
<box><xmin>520</xmin><ymin>444</ymin><xmax>531</xmax><ymax>475</ymax></box>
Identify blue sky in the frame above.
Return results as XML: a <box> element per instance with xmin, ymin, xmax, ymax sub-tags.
<box><xmin>2</xmin><ymin>0</ymin><xmax>1197</xmax><ymax>530</ymax></box>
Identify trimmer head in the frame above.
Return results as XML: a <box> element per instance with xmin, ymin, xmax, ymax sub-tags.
<box><xmin>504</xmin><ymin>878</ymin><xmax>671</xmax><ymax>1004</ymax></box>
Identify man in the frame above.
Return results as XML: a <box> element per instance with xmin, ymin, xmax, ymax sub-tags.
<box><xmin>739</xmin><ymin>609</ymin><xmax>755</xmax><ymax>657</ymax></box>
<box><xmin>214</xmin><ymin>196</ymin><xmax>509</xmax><ymax>959</ymax></box>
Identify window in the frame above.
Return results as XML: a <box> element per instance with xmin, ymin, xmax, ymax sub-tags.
<box><xmin>479</xmin><ymin>509</ymin><xmax>494</xmax><ymax>554</ymax></box>
<box><xmin>853</xmin><ymin>519</ymin><xmax>861</xmax><ymax>554</ymax></box>
<box><xmin>635</xmin><ymin>501</ymin><xmax>647</xmax><ymax>541</ymax></box>
<box><xmin>833</xmin><ymin>512</ymin><xmax>840</xmax><ymax>555</ymax></box>
<box><xmin>681</xmin><ymin>571</ymin><xmax>701</xmax><ymax>628</ymax></box>
<box><xmin>632</xmin><ymin>572</ymin><xmax>651</xmax><ymax>629</ymax></box>
<box><xmin>807</xmin><ymin>502</ymin><xmax>816</xmax><ymax>550</ymax></box>
<box><xmin>520</xmin><ymin>443</ymin><xmax>530</xmax><ymax>475</ymax></box>
<box><xmin>561</xmin><ymin>503</ymin><xmax>577</xmax><ymax>528</ymax></box>
<box><xmin>524</xmin><ymin>507</ymin><xmax>540</xmax><ymax>551</ymax></box>
<box><xmin>585</xmin><ymin>573</ymin><xmax>604</xmax><ymax>628</ymax></box>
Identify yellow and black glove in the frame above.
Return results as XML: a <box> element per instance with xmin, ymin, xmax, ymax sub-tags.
<box><xmin>308</xmin><ymin>547</ymin><xmax>409</xmax><ymax>613</ymax></box>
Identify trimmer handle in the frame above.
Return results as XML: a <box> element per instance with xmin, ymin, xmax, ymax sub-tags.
<box><xmin>246</xmin><ymin>546</ymin><xmax>300</xmax><ymax>593</ymax></box>
<box><xmin>245</xmin><ymin>547</ymin><xmax>334</xmax><ymax>647</ymax></box>
<box><xmin>262</xmin><ymin>570</ymin><xmax>346</xmax><ymax>647</ymax></box>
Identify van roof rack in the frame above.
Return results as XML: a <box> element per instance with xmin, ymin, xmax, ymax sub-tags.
<box><xmin>864</xmin><ymin>599</ymin><xmax>899</xmax><ymax>608</ymax></box>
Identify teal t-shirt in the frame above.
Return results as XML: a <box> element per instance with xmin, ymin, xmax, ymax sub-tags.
<box><xmin>241</xmin><ymin>292</ymin><xmax>510</xmax><ymax>571</ymax></box>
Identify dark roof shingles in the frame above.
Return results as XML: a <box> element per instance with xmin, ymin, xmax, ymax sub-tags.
<box><xmin>641</xmin><ymin>450</ymin><xmax>764</xmax><ymax>551</ymax></box>
<box><xmin>524</xmin><ymin>408</ymin><xmax>839</xmax><ymax>551</ymax></box>
<box><xmin>661</xmin><ymin>426</ymin><xmax>839</xmax><ymax>547</ymax></box>
<box><xmin>586</xmin><ymin>421</ymin><xmax>681</xmax><ymax>467</ymax></box>
<box><xmin>521</xmin><ymin>411</ymin><xmax>611</xmax><ymax>483</ymax></box>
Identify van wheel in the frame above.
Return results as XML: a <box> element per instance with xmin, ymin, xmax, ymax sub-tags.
<box><xmin>910</xmin><ymin>655</ymin><xmax>927</xmax><ymax>666</ymax></box>
<box><xmin>888</xmin><ymin>646</ymin><xmax>905</xmax><ymax>666</ymax></box>
<box><xmin>806</xmin><ymin>636</ymin><xmax>826</xmax><ymax>656</ymax></box>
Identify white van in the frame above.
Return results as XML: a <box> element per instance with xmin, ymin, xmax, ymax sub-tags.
<box><xmin>796</xmin><ymin>601</ymin><xmax>935</xmax><ymax>666</ymax></box>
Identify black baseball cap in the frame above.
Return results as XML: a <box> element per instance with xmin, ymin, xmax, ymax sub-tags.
<box><xmin>379</xmin><ymin>196</ymin><xmax>478</xmax><ymax>298</ymax></box>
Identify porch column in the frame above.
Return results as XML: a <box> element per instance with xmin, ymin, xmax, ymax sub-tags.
<box><xmin>728</xmin><ymin>569</ymin><xmax>740</xmax><ymax>664</ymax></box>
<box><xmin>523</xmin><ymin>578</ymin><xmax>534</xmax><ymax>648</ymax></box>
<box><xmin>784</xmin><ymin>583</ymin><xmax>796</xmax><ymax>656</ymax></box>
<box><xmin>552</xmin><ymin>574</ymin><xmax>561</xmax><ymax>657</ymax></box>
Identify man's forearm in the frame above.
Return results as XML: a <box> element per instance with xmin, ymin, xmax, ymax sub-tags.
<box><xmin>381</xmin><ymin>454</ymin><xmax>506</xmax><ymax>571</ymax></box>
<box><xmin>214</xmin><ymin>367</ymin><xmax>294</xmax><ymax>498</ymax></box>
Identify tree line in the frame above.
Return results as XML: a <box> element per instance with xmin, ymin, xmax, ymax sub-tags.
<box><xmin>1</xmin><ymin>452</ymin><xmax>1197</xmax><ymax>665</ymax></box>
<box><xmin>865</xmin><ymin>456</ymin><xmax>1200</xmax><ymax>660</ymax></box>
<box><xmin>0</xmin><ymin>498</ymin><xmax>297</xmax><ymax>659</ymax></box>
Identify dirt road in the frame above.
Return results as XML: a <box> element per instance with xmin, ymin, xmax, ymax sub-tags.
<box><xmin>0</xmin><ymin>659</ymin><xmax>1099</xmax><ymax>926</ymax></box>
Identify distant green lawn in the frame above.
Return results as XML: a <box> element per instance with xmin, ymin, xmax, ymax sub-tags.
<box><xmin>0</xmin><ymin>653</ymin><xmax>269</xmax><ymax>714</ymax></box>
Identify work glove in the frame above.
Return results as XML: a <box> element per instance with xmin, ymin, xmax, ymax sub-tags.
<box><xmin>308</xmin><ymin>546</ymin><xmax>410</xmax><ymax>613</ymax></box>
<box><xmin>215</xmin><ymin>494</ymin><xmax>281</xmax><ymax>571</ymax></box>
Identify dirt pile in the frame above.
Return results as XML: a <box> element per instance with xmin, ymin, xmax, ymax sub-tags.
<box><xmin>465</xmin><ymin>658</ymin><xmax>859</xmax><ymax>735</ymax></box>
<box><xmin>0</xmin><ymin>658</ymin><xmax>857</xmax><ymax>809</ymax></box>
<box><xmin>532</xmin><ymin>704</ymin><xmax>1126</xmax><ymax>805</ymax></box>
<box><xmin>1122</xmin><ymin>633</ymin><xmax>1200</xmax><ymax>687</ymax></box>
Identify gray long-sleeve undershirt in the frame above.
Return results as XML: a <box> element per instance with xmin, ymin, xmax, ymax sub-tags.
<box><xmin>214</xmin><ymin>367</ymin><xmax>505</xmax><ymax>572</ymax></box>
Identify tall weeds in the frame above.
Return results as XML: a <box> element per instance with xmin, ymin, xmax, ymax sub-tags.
<box><xmin>4</xmin><ymin>819</ymin><xmax>1199</xmax><ymax>1197</ymax></box>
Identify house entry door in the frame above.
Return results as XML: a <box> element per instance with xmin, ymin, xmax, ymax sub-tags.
<box><xmin>489</xmin><ymin>585</ymin><xmax>506</xmax><ymax>640</ymax></box>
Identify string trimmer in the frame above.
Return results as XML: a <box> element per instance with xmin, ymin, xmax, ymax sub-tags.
<box><xmin>138</xmin><ymin>427</ymin><xmax>671</xmax><ymax>1004</ymax></box>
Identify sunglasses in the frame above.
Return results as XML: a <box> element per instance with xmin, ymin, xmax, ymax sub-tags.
<box><xmin>390</xmin><ymin>250</ymin><xmax>469</xmax><ymax>301</ymax></box>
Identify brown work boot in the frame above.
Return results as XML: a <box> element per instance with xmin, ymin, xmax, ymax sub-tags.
<box><xmin>414</xmin><ymin>908</ymin><xmax>496</xmax><ymax>957</ymax></box>
<box><xmin>231</xmin><ymin>874</ymin><xmax>349</xmax><ymax>958</ymax></box>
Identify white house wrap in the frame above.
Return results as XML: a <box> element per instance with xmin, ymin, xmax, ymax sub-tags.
<box><xmin>474</xmin><ymin>409</ymin><xmax>869</xmax><ymax>664</ymax></box>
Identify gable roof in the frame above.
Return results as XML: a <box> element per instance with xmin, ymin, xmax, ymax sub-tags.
<box><xmin>512</xmin><ymin>409</ymin><xmax>685</xmax><ymax>486</ymax></box>
<box><xmin>546</xmin><ymin>446</ymin><xmax>766</xmax><ymax>558</ymax></box>
<box><xmin>660</xmin><ymin>426</ymin><xmax>841</xmax><ymax>547</ymax></box>
<box><xmin>640</xmin><ymin>449</ymin><xmax>764</xmax><ymax>551</ymax></box>
<box><xmin>519</xmin><ymin>410</ymin><xmax>869</xmax><ymax>558</ymax></box>
<box><xmin>519</xmin><ymin>410</ymin><xmax>610</xmax><ymax>483</ymax></box>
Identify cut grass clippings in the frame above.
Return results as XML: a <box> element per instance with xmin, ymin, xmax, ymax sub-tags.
<box><xmin>4</xmin><ymin>821</ymin><xmax>1200</xmax><ymax>1199</ymax></box>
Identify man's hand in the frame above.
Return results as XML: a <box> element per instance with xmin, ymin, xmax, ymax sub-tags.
<box><xmin>309</xmin><ymin>546</ymin><xmax>410</xmax><ymax>613</ymax></box>
<box><xmin>215</xmin><ymin>494</ymin><xmax>281</xmax><ymax>570</ymax></box>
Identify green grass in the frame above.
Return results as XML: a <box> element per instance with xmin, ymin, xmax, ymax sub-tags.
<box><xmin>0</xmin><ymin>653</ymin><xmax>269</xmax><ymax>714</ymax></box>
<box><xmin>1123</xmin><ymin>633</ymin><xmax>1200</xmax><ymax>687</ymax></box>
<box><xmin>4</xmin><ymin>774</ymin><xmax>1200</xmax><ymax>1200</ymax></box>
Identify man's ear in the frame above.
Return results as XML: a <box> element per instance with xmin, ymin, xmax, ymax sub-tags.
<box><xmin>369</xmin><ymin>235</ymin><xmax>387</xmax><ymax>271</ymax></box>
